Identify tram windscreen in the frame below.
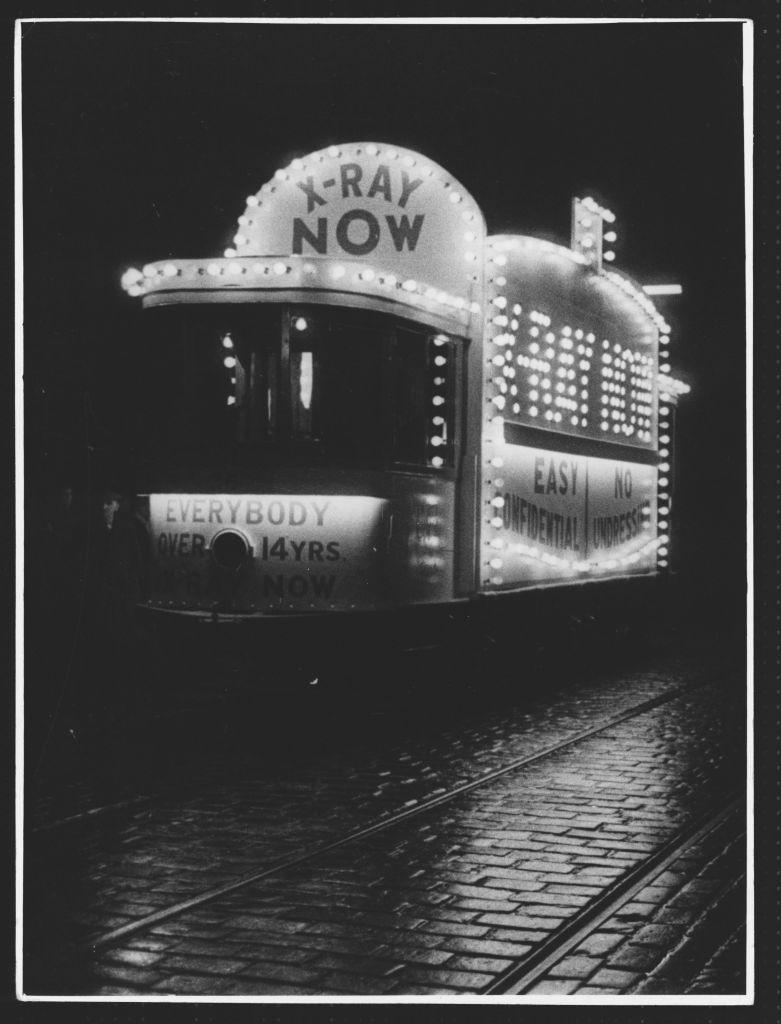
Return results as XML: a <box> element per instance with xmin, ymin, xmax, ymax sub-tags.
<box><xmin>130</xmin><ymin>305</ymin><xmax>435</xmax><ymax>470</ymax></box>
<box><xmin>129</xmin><ymin>305</ymin><xmax>275</xmax><ymax>458</ymax></box>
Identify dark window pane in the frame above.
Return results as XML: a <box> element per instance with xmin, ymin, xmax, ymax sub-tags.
<box><xmin>234</xmin><ymin>323</ymin><xmax>279</xmax><ymax>441</ymax></box>
<box><xmin>393</xmin><ymin>329</ymin><xmax>429</xmax><ymax>465</ymax></box>
<box><xmin>133</xmin><ymin>306</ymin><xmax>280</xmax><ymax>455</ymax></box>
<box><xmin>132</xmin><ymin>305</ymin><xmax>456</xmax><ymax>473</ymax></box>
<box><xmin>320</xmin><ymin>321</ymin><xmax>383</xmax><ymax>459</ymax></box>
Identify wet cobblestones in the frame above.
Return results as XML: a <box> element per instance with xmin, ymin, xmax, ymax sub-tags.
<box><xmin>28</xmin><ymin>653</ymin><xmax>724</xmax><ymax>949</ymax></box>
<box><xmin>50</xmin><ymin>671</ymin><xmax>747</xmax><ymax>997</ymax></box>
<box><xmin>527</xmin><ymin>810</ymin><xmax>746</xmax><ymax>995</ymax></box>
<box><xmin>31</xmin><ymin>650</ymin><xmax>716</xmax><ymax>834</ymax></box>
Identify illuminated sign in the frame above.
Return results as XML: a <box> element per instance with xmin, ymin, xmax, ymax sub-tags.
<box><xmin>482</xmin><ymin>444</ymin><xmax>658</xmax><ymax>588</ymax></box>
<box><xmin>148</xmin><ymin>494</ymin><xmax>388</xmax><ymax>611</ymax></box>
<box><xmin>233</xmin><ymin>143</ymin><xmax>486</xmax><ymax>302</ymax></box>
<box><xmin>484</xmin><ymin>235</ymin><xmax>659</xmax><ymax>452</ymax></box>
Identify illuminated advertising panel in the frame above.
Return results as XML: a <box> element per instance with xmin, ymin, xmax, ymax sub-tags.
<box><xmin>484</xmin><ymin>236</ymin><xmax>659</xmax><ymax>452</ymax></box>
<box><xmin>482</xmin><ymin>444</ymin><xmax>658</xmax><ymax>588</ymax></box>
<box><xmin>147</xmin><ymin>494</ymin><xmax>388</xmax><ymax>612</ymax></box>
<box><xmin>233</xmin><ymin>143</ymin><xmax>486</xmax><ymax>304</ymax></box>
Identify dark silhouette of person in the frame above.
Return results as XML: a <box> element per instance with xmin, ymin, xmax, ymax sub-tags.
<box><xmin>77</xmin><ymin>488</ymin><xmax>149</xmax><ymax>727</ymax></box>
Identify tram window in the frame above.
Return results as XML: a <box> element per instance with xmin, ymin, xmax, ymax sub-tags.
<box><xmin>290</xmin><ymin>314</ymin><xmax>384</xmax><ymax>458</ymax></box>
<box><xmin>323</xmin><ymin>322</ymin><xmax>384</xmax><ymax>458</ymax></box>
<box><xmin>393</xmin><ymin>329</ymin><xmax>428</xmax><ymax>465</ymax></box>
<box><xmin>234</xmin><ymin>333</ymin><xmax>278</xmax><ymax>441</ymax></box>
<box><xmin>137</xmin><ymin>305</ymin><xmax>449</xmax><ymax>468</ymax></box>
<box><xmin>135</xmin><ymin>305</ymin><xmax>283</xmax><ymax>453</ymax></box>
<box><xmin>290</xmin><ymin>341</ymin><xmax>320</xmax><ymax>439</ymax></box>
<box><xmin>138</xmin><ymin>308</ymin><xmax>237</xmax><ymax>451</ymax></box>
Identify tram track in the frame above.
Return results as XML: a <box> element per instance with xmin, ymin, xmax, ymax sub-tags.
<box><xmin>34</xmin><ymin>670</ymin><xmax>724</xmax><ymax>836</ymax></box>
<box><xmin>30</xmin><ymin>793</ymin><xmax>156</xmax><ymax>834</ymax></box>
<box><xmin>84</xmin><ymin>675</ymin><xmax>726</xmax><ymax>957</ymax></box>
<box><xmin>483</xmin><ymin>796</ymin><xmax>744</xmax><ymax>994</ymax></box>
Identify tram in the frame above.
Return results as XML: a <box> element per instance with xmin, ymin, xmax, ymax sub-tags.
<box><xmin>119</xmin><ymin>142</ymin><xmax>688</xmax><ymax>674</ymax></box>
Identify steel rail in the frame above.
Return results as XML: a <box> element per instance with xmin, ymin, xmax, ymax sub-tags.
<box><xmin>30</xmin><ymin>793</ymin><xmax>155</xmax><ymax>833</ymax></box>
<box><xmin>85</xmin><ymin>676</ymin><xmax>720</xmax><ymax>953</ymax></box>
<box><xmin>37</xmin><ymin>671</ymin><xmax>726</xmax><ymax>835</ymax></box>
<box><xmin>483</xmin><ymin>796</ymin><xmax>744</xmax><ymax>995</ymax></box>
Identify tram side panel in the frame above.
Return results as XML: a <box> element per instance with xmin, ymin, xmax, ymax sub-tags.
<box><xmin>478</xmin><ymin>235</ymin><xmax>664</xmax><ymax>591</ymax></box>
<box><xmin>385</xmin><ymin>474</ymin><xmax>456</xmax><ymax>605</ymax></box>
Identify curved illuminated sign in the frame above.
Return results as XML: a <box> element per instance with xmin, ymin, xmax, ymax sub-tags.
<box><xmin>233</xmin><ymin>142</ymin><xmax>486</xmax><ymax>303</ymax></box>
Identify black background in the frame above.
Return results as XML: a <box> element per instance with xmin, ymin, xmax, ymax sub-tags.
<box><xmin>14</xmin><ymin>14</ymin><xmax>776</xmax><ymax>1022</ymax></box>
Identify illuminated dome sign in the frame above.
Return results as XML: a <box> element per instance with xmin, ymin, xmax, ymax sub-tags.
<box><xmin>120</xmin><ymin>142</ymin><xmax>678</xmax><ymax>386</ymax></box>
<box><xmin>233</xmin><ymin>143</ymin><xmax>485</xmax><ymax>302</ymax></box>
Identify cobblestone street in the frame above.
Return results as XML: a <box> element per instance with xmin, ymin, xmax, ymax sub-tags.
<box><xmin>23</xmin><ymin>635</ymin><xmax>747</xmax><ymax>999</ymax></box>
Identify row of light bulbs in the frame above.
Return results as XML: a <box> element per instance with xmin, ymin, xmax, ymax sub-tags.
<box><xmin>484</xmin><ymin>534</ymin><xmax>664</xmax><ymax>586</ymax></box>
<box><xmin>604</xmin><ymin>270</ymin><xmax>670</xmax><ymax>335</ymax></box>
<box><xmin>658</xmin><ymin>374</ymin><xmax>691</xmax><ymax>397</ymax></box>
<box><xmin>428</xmin><ymin>335</ymin><xmax>452</xmax><ymax>469</ymax></box>
<box><xmin>243</xmin><ymin>143</ymin><xmax>463</xmax><ymax>201</ymax></box>
<box><xmin>656</xmin><ymin>403</ymin><xmax>672</xmax><ymax>568</ymax></box>
<box><xmin>487</xmin><ymin>531</ymin><xmax>661</xmax><ymax>579</ymax></box>
<box><xmin>511</xmin><ymin>305</ymin><xmax>661</xmax><ymax>446</ymax></box>
<box><xmin>121</xmin><ymin>256</ymin><xmax>480</xmax><ymax>323</ymax></box>
<box><xmin>579</xmin><ymin>195</ymin><xmax>617</xmax><ymax>224</ymax></box>
<box><xmin>221</xmin><ymin>333</ymin><xmax>238</xmax><ymax>407</ymax></box>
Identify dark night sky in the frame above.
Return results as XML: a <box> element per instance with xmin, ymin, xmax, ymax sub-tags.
<box><xmin>21</xmin><ymin>19</ymin><xmax>747</xmax><ymax>589</ymax></box>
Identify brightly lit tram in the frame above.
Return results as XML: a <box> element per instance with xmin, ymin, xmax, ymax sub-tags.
<box><xmin>120</xmin><ymin>142</ymin><xmax>688</xmax><ymax>630</ymax></box>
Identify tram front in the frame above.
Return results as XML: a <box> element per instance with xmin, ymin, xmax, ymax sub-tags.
<box><xmin>120</xmin><ymin>143</ymin><xmax>486</xmax><ymax>620</ymax></box>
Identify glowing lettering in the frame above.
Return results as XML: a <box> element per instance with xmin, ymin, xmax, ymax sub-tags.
<box><xmin>292</xmin><ymin>217</ymin><xmax>327</xmax><ymax>254</ymax></box>
<box><xmin>335</xmin><ymin>209</ymin><xmax>381</xmax><ymax>256</ymax></box>
<box><xmin>288</xmin><ymin>500</ymin><xmax>307</xmax><ymax>526</ymax></box>
<box><xmin>311</xmin><ymin>501</ymin><xmax>329</xmax><ymax>526</ymax></box>
<box><xmin>227</xmin><ymin>498</ymin><xmax>241</xmax><ymax>524</ymax></box>
<box><xmin>296</xmin><ymin>176</ymin><xmax>327</xmax><ymax>213</ymax></box>
<box><xmin>340</xmin><ymin>163</ymin><xmax>363</xmax><ymax>198</ymax></box>
<box><xmin>366</xmin><ymin>164</ymin><xmax>392</xmax><ymax>202</ymax></box>
<box><xmin>614</xmin><ymin>467</ymin><xmax>633</xmax><ymax>499</ymax></box>
<box><xmin>291</xmin><ymin>212</ymin><xmax>424</xmax><ymax>256</ymax></box>
<box><xmin>385</xmin><ymin>214</ymin><xmax>424</xmax><ymax>252</ymax></box>
<box><xmin>398</xmin><ymin>171</ymin><xmax>423</xmax><ymax>208</ymax></box>
<box><xmin>533</xmin><ymin>457</ymin><xmax>580</xmax><ymax>495</ymax></box>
